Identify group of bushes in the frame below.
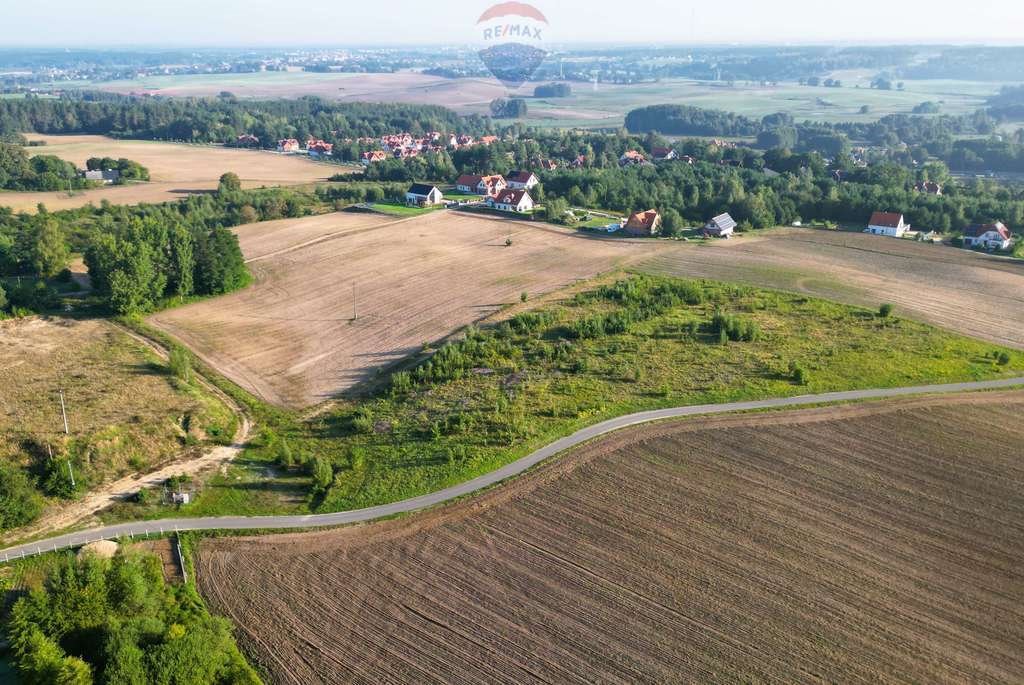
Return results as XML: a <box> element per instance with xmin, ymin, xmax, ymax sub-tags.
<box><xmin>6</xmin><ymin>551</ymin><xmax>261</xmax><ymax>684</ymax></box>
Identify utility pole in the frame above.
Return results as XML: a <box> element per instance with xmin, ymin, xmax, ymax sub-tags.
<box><xmin>352</xmin><ymin>282</ymin><xmax>357</xmax><ymax>320</ymax></box>
<box><xmin>59</xmin><ymin>388</ymin><xmax>69</xmax><ymax>435</ymax></box>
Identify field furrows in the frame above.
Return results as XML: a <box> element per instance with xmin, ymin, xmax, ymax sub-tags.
<box><xmin>197</xmin><ymin>392</ymin><xmax>1024</xmax><ymax>684</ymax></box>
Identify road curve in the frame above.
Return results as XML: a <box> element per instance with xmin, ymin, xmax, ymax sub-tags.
<box><xmin>3</xmin><ymin>376</ymin><xmax>1023</xmax><ymax>562</ymax></box>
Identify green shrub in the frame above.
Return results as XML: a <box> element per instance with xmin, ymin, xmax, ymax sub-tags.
<box><xmin>879</xmin><ymin>303</ymin><xmax>894</xmax><ymax>318</ymax></box>
<box><xmin>167</xmin><ymin>346</ymin><xmax>192</xmax><ymax>383</ymax></box>
<box><xmin>789</xmin><ymin>360</ymin><xmax>809</xmax><ymax>385</ymax></box>
<box><xmin>996</xmin><ymin>351</ymin><xmax>1012</xmax><ymax>366</ymax></box>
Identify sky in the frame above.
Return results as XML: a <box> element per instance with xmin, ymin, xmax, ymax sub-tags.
<box><xmin>1</xmin><ymin>0</ymin><xmax>1022</xmax><ymax>46</ymax></box>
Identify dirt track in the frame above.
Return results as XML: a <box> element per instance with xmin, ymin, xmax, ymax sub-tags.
<box><xmin>197</xmin><ymin>391</ymin><xmax>1024</xmax><ymax>684</ymax></box>
<box><xmin>150</xmin><ymin>211</ymin><xmax>664</xmax><ymax>407</ymax></box>
<box><xmin>643</xmin><ymin>228</ymin><xmax>1024</xmax><ymax>349</ymax></box>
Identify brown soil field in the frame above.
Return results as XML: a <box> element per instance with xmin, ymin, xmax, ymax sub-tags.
<box><xmin>642</xmin><ymin>228</ymin><xmax>1024</xmax><ymax>349</ymax></box>
<box><xmin>149</xmin><ymin>211</ymin><xmax>665</xmax><ymax>408</ymax></box>
<box><xmin>196</xmin><ymin>390</ymin><xmax>1024</xmax><ymax>684</ymax></box>
<box><xmin>0</xmin><ymin>134</ymin><xmax>339</xmax><ymax>213</ymax></box>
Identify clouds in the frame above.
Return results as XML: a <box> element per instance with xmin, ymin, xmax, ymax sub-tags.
<box><xmin>0</xmin><ymin>0</ymin><xmax>1021</xmax><ymax>46</ymax></box>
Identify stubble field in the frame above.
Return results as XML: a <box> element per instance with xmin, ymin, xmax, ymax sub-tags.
<box><xmin>0</xmin><ymin>134</ymin><xmax>337</xmax><ymax>213</ymax></box>
<box><xmin>642</xmin><ymin>228</ymin><xmax>1024</xmax><ymax>349</ymax></box>
<box><xmin>149</xmin><ymin>211</ymin><xmax>666</xmax><ymax>408</ymax></box>
<box><xmin>196</xmin><ymin>390</ymin><xmax>1024</xmax><ymax>684</ymax></box>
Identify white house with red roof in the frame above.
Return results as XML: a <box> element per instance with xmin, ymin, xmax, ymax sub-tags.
<box><xmin>651</xmin><ymin>146</ymin><xmax>678</xmax><ymax>161</ymax></box>
<box><xmin>619</xmin><ymin>150</ymin><xmax>648</xmax><ymax>167</ymax></box>
<box><xmin>866</xmin><ymin>212</ymin><xmax>910</xmax><ymax>237</ymax></box>
<box><xmin>488</xmin><ymin>189</ymin><xmax>535</xmax><ymax>213</ymax></box>
<box><xmin>361</xmin><ymin>150</ymin><xmax>387</xmax><ymax>165</ymax></box>
<box><xmin>456</xmin><ymin>174</ymin><xmax>507</xmax><ymax>196</ymax></box>
<box><xmin>277</xmin><ymin>138</ymin><xmax>300</xmax><ymax>153</ymax></box>
<box><xmin>963</xmin><ymin>221</ymin><xmax>1012</xmax><ymax>250</ymax></box>
<box><xmin>506</xmin><ymin>170</ymin><xmax>539</xmax><ymax>190</ymax></box>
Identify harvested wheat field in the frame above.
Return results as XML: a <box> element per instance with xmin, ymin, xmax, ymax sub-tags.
<box><xmin>150</xmin><ymin>211</ymin><xmax>666</xmax><ymax>407</ymax></box>
<box><xmin>641</xmin><ymin>228</ymin><xmax>1024</xmax><ymax>349</ymax></box>
<box><xmin>196</xmin><ymin>391</ymin><xmax>1024</xmax><ymax>684</ymax></box>
<box><xmin>0</xmin><ymin>134</ymin><xmax>338</xmax><ymax>213</ymax></box>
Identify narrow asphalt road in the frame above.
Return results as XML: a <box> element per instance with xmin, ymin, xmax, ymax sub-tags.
<box><xmin>3</xmin><ymin>376</ymin><xmax>1022</xmax><ymax>562</ymax></box>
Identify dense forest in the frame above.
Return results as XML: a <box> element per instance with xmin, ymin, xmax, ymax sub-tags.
<box><xmin>6</xmin><ymin>551</ymin><xmax>260</xmax><ymax>684</ymax></box>
<box><xmin>0</xmin><ymin>95</ymin><xmax>488</xmax><ymax>148</ymax></box>
<box><xmin>0</xmin><ymin>142</ymin><xmax>92</xmax><ymax>192</ymax></box>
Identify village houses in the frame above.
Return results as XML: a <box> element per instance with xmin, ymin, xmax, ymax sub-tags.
<box><xmin>963</xmin><ymin>221</ymin><xmax>1013</xmax><ymax>251</ymax></box>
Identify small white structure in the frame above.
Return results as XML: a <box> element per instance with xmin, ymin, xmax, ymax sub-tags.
<box><xmin>405</xmin><ymin>183</ymin><xmax>444</xmax><ymax>207</ymax></box>
<box><xmin>866</xmin><ymin>212</ymin><xmax>910</xmax><ymax>237</ymax></box>
<box><xmin>506</xmin><ymin>170</ymin><xmax>540</xmax><ymax>190</ymax></box>
<box><xmin>705</xmin><ymin>212</ymin><xmax>737</xmax><ymax>238</ymax></box>
<box><xmin>963</xmin><ymin>221</ymin><xmax>1012</xmax><ymax>250</ymax></box>
<box><xmin>488</xmin><ymin>189</ymin><xmax>535</xmax><ymax>213</ymax></box>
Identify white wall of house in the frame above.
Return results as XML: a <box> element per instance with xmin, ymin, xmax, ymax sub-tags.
<box><xmin>964</xmin><ymin>232</ymin><xmax>1011</xmax><ymax>250</ymax></box>
<box><xmin>866</xmin><ymin>221</ymin><xmax>908</xmax><ymax>237</ymax></box>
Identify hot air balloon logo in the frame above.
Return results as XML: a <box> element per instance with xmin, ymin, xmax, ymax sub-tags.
<box><xmin>476</xmin><ymin>2</ymin><xmax>549</xmax><ymax>89</ymax></box>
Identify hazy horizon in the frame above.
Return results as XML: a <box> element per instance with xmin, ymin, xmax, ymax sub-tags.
<box><xmin>2</xmin><ymin>0</ymin><xmax>1023</xmax><ymax>48</ymax></box>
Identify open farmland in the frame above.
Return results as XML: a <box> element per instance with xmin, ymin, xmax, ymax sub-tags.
<box><xmin>196</xmin><ymin>390</ymin><xmax>1024</xmax><ymax>684</ymax></box>
<box><xmin>0</xmin><ymin>134</ymin><xmax>338</xmax><ymax>213</ymax></box>
<box><xmin>74</xmin><ymin>70</ymin><xmax>998</xmax><ymax>128</ymax></box>
<box><xmin>149</xmin><ymin>211</ymin><xmax>666</xmax><ymax>408</ymax></box>
<box><xmin>641</xmin><ymin>228</ymin><xmax>1024</xmax><ymax>349</ymax></box>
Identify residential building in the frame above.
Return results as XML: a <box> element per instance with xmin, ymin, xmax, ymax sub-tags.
<box><xmin>488</xmin><ymin>189</ymin><xmax>535</xmax><ymax>213</ymax></box>
<box><xmin>83</xmin><ymin>169</ymin><xmax>120</xmax><ymax>184</ymax></box>
<box><xmin>277</xmin><ymin>138</ymin><xmax>300</xmax><ymax>153</ymax></box>
<box><xmin>705</xmin><ymin>212</ymin><xmax>737</xmax><ymax>238</ymax></box>
<box><xmin>624</xmin><ymin>209</ymin><xmax>662</xmax><ymax>237</ymax></box>
<box><xmin>361</xmin><ymin>150</ymin><xmax>387</xmax><ymax>165</ymax></box>
<box><xmin>405</xmin><ymin>183</ymin><xmax>444</xmax><ymax>207</ymax></box>
<box><xmin>963</xmin><ymin>221</ymin><xmax>1012</xmax><ymax>250</ymax></box>
<box><xmin>651</xmin><ymin>146</ymin><xmax>678</xmax><ymax>161</ymax></box>
<box><xmin>306</xmin><ymin>139</ymin><xmax>334</xmax><ymax>158</ymax></box>
<box><xmin>506</xmin><ymin>170</ymin><xmax>539</xmax><ymax>190</ymax></box>
<box><xmin>866</xmin><ymin>211</ymin><xmax>910</xmax><ymax>237</ymax></box>
<box><xmin>455</xmin><ymin>174</ymin><xmax>507</xmax><ymax>196</ymax></box>
<box><xmin>619</xmin><ymin>150</ymin><xmax>648</xmax><ymax>166</ymax></box>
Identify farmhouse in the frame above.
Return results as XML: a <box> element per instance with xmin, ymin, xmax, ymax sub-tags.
<box><xmin>506</xmin><ymin>170</ymin><xmax>539</xmax><ymax>190</ymax></box>
<box><xmin>963</xmin><ymin>221</ymin><xmax>1012</xmax><ymax>250</ymax></box>
<box><xmin>456</xmin><ymin>174</ymin><xmax>507</xmax><ymax>196</ymax></box>
<box><xmin>277</xmin><ymin>138</ymin><xmax>300</xmax><ymax>153</ymax></box>
<box><xmin>405</xmin><ymin>183</ymin><xmax>444</xmax><ymax>207</ymax></box>
<box><xmin>619</xmin><ymin>150</ymin><xmax>648</xmax><ymax>166</ymax></box>
<box><xmin>915</xmin><ymin>181</ymin><xmax>943</xmax><ymax>195</ymax></box>
<box><xmin>866</xmin><ymin>211</ymin><xmax>910</xmax><ymax>237</ymax></box>
<box><xmin>488</xmin><ymin>189</ymin><xmax>535</xmax><ymax>213</ymax></box>
<box><xmin>624</xmin><ymin>209</ymin><xmax>662</xmax><ymax>237</ymax></box>
<box><xmin>571</xmin><ymin>155</ymin><xmax>587</xmax><ymax>168</ymax></box>
<box><xmin>479</xmin><ymin>135</ymin><xmax>500</xmax><ymax>145</ymax></box>
<box><xmin>651</xmin><ymin>146</ymin><xmax>678</xmax><ymax>161</ymax></box>
<box><xmin>361</xmin><ymin>150</ymin><xmax>387</xmax><ymax>164</ymax></box>
<box><xmin>235</xmin><ymin>133</ymin><xmax>260</xmax><ymax>147</ymax></box>
<box><xmin>704</xmin><ymin>212</ymin><xmax>737</xmax><ymax>238</ymax></box>
<box><xmin>83</xmin><ymin>169</ymin><xmax>120</xmax><ymax>184</ymax></box>
<box><xmin>539</xmin><ymin>159</ymin><xmax>559</xmax><ymax>170</ymax></box>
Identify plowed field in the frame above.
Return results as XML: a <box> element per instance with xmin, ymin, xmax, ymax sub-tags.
<box><xmin>196</xmin><ymin>391</ymin><xmax>1024</xmax><ymax>684</ymax></box>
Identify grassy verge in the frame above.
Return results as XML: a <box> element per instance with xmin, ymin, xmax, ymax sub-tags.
<box><xmin>0</xmin><ymin>316</ymin><xmax>238</xmax><ymax>539</ymax></box>
<box><xmin>100</xmin><ymin>275</ymin><xmax>1024</xmax><ymax>522</ymax></box>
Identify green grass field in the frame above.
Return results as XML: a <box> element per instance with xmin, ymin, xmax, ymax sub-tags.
<box><xmin>101</xmin><ymin>275</ymin><xmax>1024</xmax><ymax>525</ymax></box>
